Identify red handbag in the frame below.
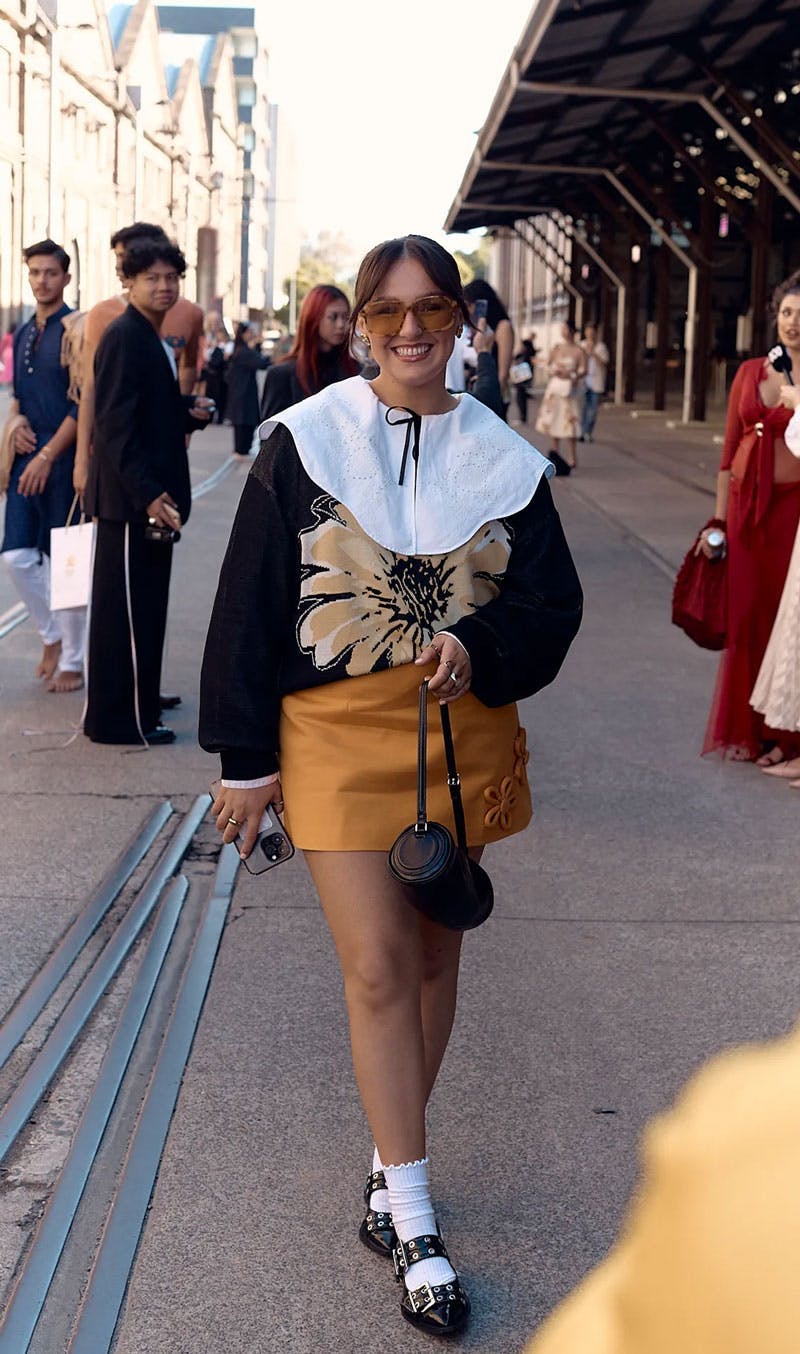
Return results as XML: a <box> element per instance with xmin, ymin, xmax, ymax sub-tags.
<box><xmin>671</xmin><ymin>520</ymin><xmax>728</xmax><ymax>651</ymax></box>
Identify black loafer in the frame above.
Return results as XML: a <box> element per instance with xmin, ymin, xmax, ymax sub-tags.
<box><xmin>159</xmin><ymin>692</ymin><xmax>182</xmax><ymax>710</ymax></box>
<box><xmin>358</xmin><ymin>1170</ymin><xmax>396</xmax><ymax>1258</ymax></box>
<box><xmin>393</xmin><ymin>1233</ymin><xmax>470</xmax><ymax>1337</ymax></box>
<box><xmin>144</xmin><ymin>725</ymin><xmax>176</xmax><ymax>746</ymax></box>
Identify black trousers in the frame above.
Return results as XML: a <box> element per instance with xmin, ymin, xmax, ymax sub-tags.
<box><xmin>234</xmin><ymin>423</ymin><xmax>255</xmax><ymax>456</ymax></box>
<box><xmin>84</xmin><ymin>520</ymin><xmax>172</xmax><ymax>743</ymax></box>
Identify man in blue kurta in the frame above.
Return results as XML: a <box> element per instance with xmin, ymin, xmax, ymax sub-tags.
<box><xmin>1</xmin><ymin>239</ymin><xmax>85</xmax><ymax>690</ymax></box>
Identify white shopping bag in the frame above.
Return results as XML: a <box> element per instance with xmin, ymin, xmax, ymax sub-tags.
<box><xmin>50</xmin><ymin>501</ymin><xmax>95</xmax><ymax>611</ymax></box>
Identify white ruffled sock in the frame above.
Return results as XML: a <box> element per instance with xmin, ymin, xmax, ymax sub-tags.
<box><xmin>383</xmin><ymin>1157</ymin><xmax>456</xmax><ymax>1292</ymax></box>
<box><xmin>370</xmin><ymin>1145</ymin><xmax>391</xmax><ymax>1212</ymax></box>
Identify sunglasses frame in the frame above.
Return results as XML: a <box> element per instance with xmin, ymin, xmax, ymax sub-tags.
<box><xmin>360</xmin><ymin>293</ymin><xmax>460</xmax><ymax>337</ymax></box>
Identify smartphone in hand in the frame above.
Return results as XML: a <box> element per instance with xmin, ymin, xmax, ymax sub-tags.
<box><xmin>209</xmin><ymin>781</ymin><xmax>295</xmax><ymax>875</ymax></box>
<box><xmin>472</xmin><ymin>298</ymin><xmax>489</xmax><ymax>323</ymax></box>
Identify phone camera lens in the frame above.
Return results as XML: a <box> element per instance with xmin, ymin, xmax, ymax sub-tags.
<box><xmin>260</xmin><ymin>833</ymin><xmax>286</xmax><ymax>862</ymax></box>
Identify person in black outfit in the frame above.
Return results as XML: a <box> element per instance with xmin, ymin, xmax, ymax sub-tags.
<box><xmin>226</xmin><ymin>322</ymin><xmax>271</xmax><ymax>457</ymax></box>
<box><xmin>463</xmin><ymin>279</ymin><xmax>515</xmax><ymax>421</ymax></box>
<box><xmin>200</xmin><ymin>316</ymin><xmax>231</xmax><ymax>423</ymax></box>
<box><xmin>260</xmin><ymin>284</ymin><xmax>359</xmax><ymax>418</ymax></box>
<box><xmin>512</xmin><ymin>333</ymin><xmax>537</xmax><ymax>424</ymax></box>
<box><xmin>84</xmin><ymin>239</ymin><xmax>212</xmax><ymax>746</ymax></box>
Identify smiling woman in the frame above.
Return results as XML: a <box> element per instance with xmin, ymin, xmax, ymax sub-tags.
<box><xmin>200</xmin><ymin>233</ymin><xmax>583</xmax><ymax>1340</ymax></box>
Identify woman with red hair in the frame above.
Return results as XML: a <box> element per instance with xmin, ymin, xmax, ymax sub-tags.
<box><xmin>260</xmin><ymin>284</ymin><xmax>358</xmax><ymax>418</ymax></box>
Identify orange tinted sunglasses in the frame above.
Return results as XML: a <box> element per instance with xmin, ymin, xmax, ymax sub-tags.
<box><xmin>360</xmin><ymin>293</ymin><xmax>459</xmax><ymax>336</ymax></box>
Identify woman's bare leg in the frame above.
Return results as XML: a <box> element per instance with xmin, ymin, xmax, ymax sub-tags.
<box><xmin>305</xmin><ymin>849</ymin><xmax>428</xmax><ymax>1163</ymax></box>
<box><xmin>417</xmin><ymin>849</ymin><xmax>479</xmax><ymax>1099</ymax></box>
<box><xmin>418</xmin><ymin>915</ymin><xmax>463</xmax><ymax>1100</ymax></box>
<box><xmin>568</xmin><ymin>434</ymin><xmax>578</xmax><ymax>468</ymax></box>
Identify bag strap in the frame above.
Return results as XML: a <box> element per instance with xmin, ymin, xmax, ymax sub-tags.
<box><xmin>416</xmin><ymin>681</ymin><xmax>468</xmax><ymax>851</ymax></box>
<box><xmin>416</xmin><ymin>679</ymin><xmax>429</xmax><ymax>829</ymax></box>
<box><xmin>439</xmin><ymin>702</ymin><xmax>468</xmax><ymax>852</ymax></box>
<box><xmin>65</xmin><ymin>492</ymin><xmax>84</xmax><ymax>528</ymax></box>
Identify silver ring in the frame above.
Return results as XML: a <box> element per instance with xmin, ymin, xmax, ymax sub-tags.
<box><xmin>227</xmin><ymin>816</ymin><xmax>241</xmax><ymax>827</ymax></box>
<box><xmin>449</xmin><ymin>671</ymin><xmax>458</xmax><ymax>685</ymax></box>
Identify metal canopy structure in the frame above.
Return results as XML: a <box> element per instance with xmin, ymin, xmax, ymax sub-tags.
<box><xmin>445</xmin><ymin>0</ymin><xmax>800</xmax><ymax>422</ymax></box>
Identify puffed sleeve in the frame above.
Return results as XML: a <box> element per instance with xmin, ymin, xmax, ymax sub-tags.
<box><xmin>199</xmin><ymin>425</ymin><xmax>299</xmax><ymax>778</ymax></box>
<box><xmin>446</xmin><ymin>477</ymin><xmax>583</xmax><ymax>707</ymax></box>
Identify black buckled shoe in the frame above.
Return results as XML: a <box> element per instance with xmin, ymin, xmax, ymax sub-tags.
<box><xmin>393</xmin><ymin>1233</ymin><xmax>470</xmax><ymax>1337</ymax></box>
<box><xmin>358</xmin><ymin>1170</ymin><xmax>396</xmax><ymax>1258</ymax></box>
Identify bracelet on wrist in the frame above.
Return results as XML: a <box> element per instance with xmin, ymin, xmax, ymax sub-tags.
<box><xmin>38</xmin><ymin>448</ymin><xmax>50</xmax><ymax>462</ymax></box>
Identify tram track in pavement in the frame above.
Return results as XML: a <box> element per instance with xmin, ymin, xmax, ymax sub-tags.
<box><xmin>0</xmin><ymin>794</ymin><xmax>239</xmax><ymax>1353</ymax></box>
<box><xmin>0</xmin><ymin>454</ymin><xmax>241</xmax><ymax>644</ymax></box>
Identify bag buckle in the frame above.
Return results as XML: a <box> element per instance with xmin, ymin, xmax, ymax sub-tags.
<box><xmin>447</xmin><ymin>773</ymin><xmax>461</xmax><ymax>789</ymax></box>
<box><xmin>414</xmin><ymin>821</ymin><xmax>428</xmax><ymax>834</ymax></box>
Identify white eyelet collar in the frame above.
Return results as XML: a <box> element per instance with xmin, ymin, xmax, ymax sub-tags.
<box><xmin>259</xmin><ymin>376</ymin><xmax>554</xmax><ymax>556</ymax></box>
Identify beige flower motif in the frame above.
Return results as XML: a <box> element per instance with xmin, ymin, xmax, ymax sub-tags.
<box><xmin>483</xmin><ymin>775</ymin><xmax>518</xmax><ymax>831</ymax></box>
<box><xmin>297</xmin><ymin>496</ymin><xmax>512</xmax><ymax>675</ymax></box>
<box><xmin>513</xmin><ymin>727</ymin><xmax>530</xmax><ymax>783</ymax></box>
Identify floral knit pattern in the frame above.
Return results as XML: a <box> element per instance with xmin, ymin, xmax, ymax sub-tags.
<box><xmin>296</xmin><ymin>495</ymin><xmax>512</xmax><ymax>674</ymax></box>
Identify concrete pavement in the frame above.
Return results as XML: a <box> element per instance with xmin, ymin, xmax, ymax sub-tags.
<box><xmin>2</xmin><ymin>406</ymin><xmax>800</xmax><ymax>1351</ymax></box>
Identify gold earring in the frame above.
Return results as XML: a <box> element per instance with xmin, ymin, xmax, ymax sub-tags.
<box><xmin>358</xmin><ymin>332</ymin><xmax>371</xmax><ymax>347</ymax></box>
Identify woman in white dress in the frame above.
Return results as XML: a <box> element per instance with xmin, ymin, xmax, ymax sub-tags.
<box><xmin>535</xmin><ymin>323</ymin><xmax>586</xmax><ymax>474</ymax></box>
<box><xmin>752</xmin><ymin>384</ymin><xmax>800</xmax><ymax>782</ymax></box>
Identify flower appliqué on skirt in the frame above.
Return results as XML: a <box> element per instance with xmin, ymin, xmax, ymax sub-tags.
<box><xmin>512</xmin><ymin>727</ymin><xmax>530</xmax><ymax>783</ymax></box>
<box><xmin>484</xmin><ymin>727</ymin><xmax>529</xmax><ymax>830</ymax></box>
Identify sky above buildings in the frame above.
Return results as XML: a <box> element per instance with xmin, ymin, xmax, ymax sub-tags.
<box><xmin>143</xmin><ymin>0</ymin><xmax>534</xmax><ymax>258</ymax></box>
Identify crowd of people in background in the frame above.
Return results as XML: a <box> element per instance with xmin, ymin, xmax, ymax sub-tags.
<box><xmin>0</xmin><ymin>216</ymin><xmax>616</xmax><ymax>754</ymax></box>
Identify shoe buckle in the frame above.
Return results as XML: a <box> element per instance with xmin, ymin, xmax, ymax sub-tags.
<box><xmin>392</xmin><ymin>1241</ymin><xmax>407</xmax><ymax>1281</ymax></box>
<box><xmin>408</xmin><ymin>1282</ymin><xmax>436</xmax><ymax>1315</ymax></box>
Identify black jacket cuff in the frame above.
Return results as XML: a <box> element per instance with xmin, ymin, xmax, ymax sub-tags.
<box><xmin>219</xmin><ymin>749</ymin><xmax>279</xmax><ymax>779</ymax></box>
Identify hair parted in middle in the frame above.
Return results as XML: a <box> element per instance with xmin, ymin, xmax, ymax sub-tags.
<box><xmin>120</xmin><ymin>239</ymin><xmax>187</xmax><ymax>280</ymax></box>
<box><xmin>350</xmin><ymin>235</ymin><xmax>471</xmax><ymax>348</ymax></box>
<box><xmin>281</xmin><ymin>284</ymin><xmax>358</xmax><ymax>396</ymax></box>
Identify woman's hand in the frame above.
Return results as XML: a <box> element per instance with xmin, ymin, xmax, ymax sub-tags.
<box><xmin>471</xmin><ymin>319</ymin><xmax>495</xmax><ymax>354</ymax></box>
<box><xmin>415</xmin><ymin>633</ymin><xmax>472</xmax><ymax>703</ymax></box>
<box><xmin>696</xmin><ymin>525</ymin><xmax>727</xmax><ymax>560</ymax></box>
<box><xmin>211</xmin><ymin>780</ymin><xmax>285</xmax><ymax>860</ymax></box>
<box><xmin>779</xmin><ymin>383</ymin><xmax>800</xmax><ymax>412</ymax></box>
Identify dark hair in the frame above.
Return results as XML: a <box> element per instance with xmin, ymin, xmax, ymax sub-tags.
<box><xmin>23</xmin><ymin>238</ymin><xmax>70</xmax><ymax>272</ymax></box>
<box><xmin>772</xmin><ymin>270</ymin><xmax>800</xmax><ymax>315</ymax></box>
<box><xmin>110</xmin><ymin>222</ymin><xmax>169</xmax><ymax>250</ymax></box>
<box><xmin>350</xmin><ymin>236</ymin><xmax>470</xmax><ymax>348</ymax></box>
<box><xmin>284</xmin><ymin>284</ymin><xmax>358</xmax><ymax>395</ymax></box>
<box><xmin>234</xmin><ymin>321</ymin><xmax>254</xmax><ymax>354</ymax></box>
<box><xmin>120</xmin><ymin>239</ymin><xmax>187</xmax><ymax>280</ymax></box>
<box><xmin>462</xmin><ymin>278</ymin><xmax>510</xmax><ymax>330</ymax></box>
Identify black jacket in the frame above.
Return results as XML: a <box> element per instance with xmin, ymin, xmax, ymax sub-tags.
<box><xmin>199</xmin><ymin>424</ymin><xmax>582</xmax><ymax>779</ymax></box>
<box><xmin>259</xmin><ymin>350</ymin><xmax>353</xmax><ymax>420</ymax></box>
<box><xmin>86</xmin><ymin>304</ymin><xmax>204</xmax><ymax>524</ymax></box>
<box><xmin>226</xmin><ymin>346</ymin><xmax>270</xmax><ymax>426</ymax></box>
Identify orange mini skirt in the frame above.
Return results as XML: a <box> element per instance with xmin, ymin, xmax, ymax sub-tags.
<box><xmin>279</xmin><ymin>662</ymin><xmax>532</xmax><ymax>851</ymax></box>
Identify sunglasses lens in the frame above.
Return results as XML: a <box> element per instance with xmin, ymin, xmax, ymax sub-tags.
<box><xmin>415</xmin><ymin>296</ymin><xmax>456</xmax><ymax>331</ymax></box>
<box><xmin>362</xmin><ymin>301</ymin><xmax>405</xmax><ymax>335</ymax></box>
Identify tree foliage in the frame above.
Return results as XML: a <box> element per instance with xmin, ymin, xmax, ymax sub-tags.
<box><xmin>452</xmin><ymin>236</ymin><xmax>492</xmax><ymax>286</ymax></box>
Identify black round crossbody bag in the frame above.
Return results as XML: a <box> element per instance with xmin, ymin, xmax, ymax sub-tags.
<box><xmin>387</xmin><ymin>680</ymin><xmax>494</xmax><ymax>931</ymax></box>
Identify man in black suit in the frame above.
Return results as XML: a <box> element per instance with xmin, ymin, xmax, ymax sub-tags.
<box><xmin>84</xmin><ymin>239</ymin><xmax>213</xmax><ymax>745</ymax></box>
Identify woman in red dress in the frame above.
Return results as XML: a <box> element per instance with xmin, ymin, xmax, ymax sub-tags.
<box><xmin>702</xmin><ymin>271</ymin><xmax>800</xmax><ymax>762</ymax></box>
